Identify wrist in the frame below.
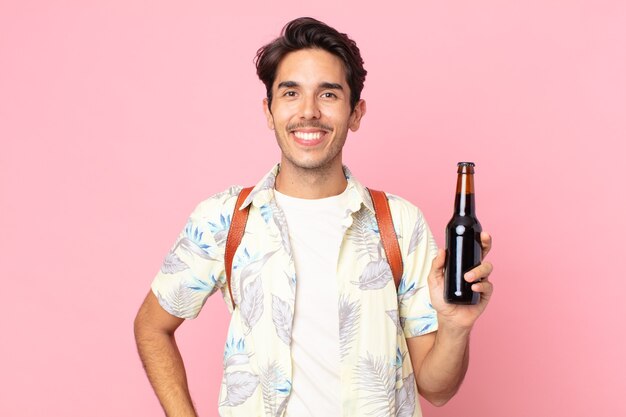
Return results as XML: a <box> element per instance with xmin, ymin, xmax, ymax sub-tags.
<box><xmin>436</xmin><ymin>317</ymin><xmax>473</xmax><ymax>340</ymax></box>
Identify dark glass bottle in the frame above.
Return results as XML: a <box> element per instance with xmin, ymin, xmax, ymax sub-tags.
<box><xmin>444</xmin><ymin>162</ymin><xmax>482</xmax><ymax>305</ymax></box>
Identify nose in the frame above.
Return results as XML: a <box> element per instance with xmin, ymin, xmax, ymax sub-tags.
<box><xmin>299</xmin><ymin>94</ymin><xmax>321</xmax><ymax>120</ymax></box>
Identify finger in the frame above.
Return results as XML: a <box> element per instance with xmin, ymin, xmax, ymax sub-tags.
<box><xmin>480</xmin><ymin>232</ymin><xmax>492</xmax><ymax>259</ymax></box>
<box><xmin>471</xmin><ymin>279</ymin><xmax>493</xmax><ymax>297</ymax></box>
<box><xmin>464</xmin><ymin>261</ymin><xmax>493</xmax><ymax>283</ymax></box>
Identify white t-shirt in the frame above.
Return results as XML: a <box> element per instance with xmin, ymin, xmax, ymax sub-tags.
<box><xmin>274</xmin><ymin>187</ymin><xmax>350</xmax><ymax>417</ymax></box>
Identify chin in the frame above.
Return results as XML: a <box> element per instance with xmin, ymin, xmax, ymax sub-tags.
<box><xmin>285</xmin><ymin>156</ymin><xmax>340</xmax><ymax>172</ymax></box>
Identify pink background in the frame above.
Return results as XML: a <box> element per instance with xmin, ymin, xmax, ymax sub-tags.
<box><xmin>1</xmin><ymin>1</ymin><xmax>625</xmax><ymax>416</ymax></box>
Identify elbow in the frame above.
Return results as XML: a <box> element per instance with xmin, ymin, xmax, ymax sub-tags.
<box><xmin>421</xmin><ymin>390</ymin><xmax>457</xmax><ymax>407</ymax></box>
<box><xmin>427</xmin><ymin>397</ymin><xmax>450</xmax><ymax>407</ymax></box>
<box><xmin>133</xmin><ymin>314</ymin><xmax>142</xmax><ymax>338</ymax></box>
<box><xmin>133</xmin><ymin>305</ymin><xmax>156</xmax><ymax>342</ymax></box>
<box><xmin>133</xmin><ymin>306</ymin><xmax>146</xmax><ymax>338</ymax></box>
<box><xmin>133</xmin><ymin>315</ymin><xmax>145</xmax><ymax>344</ymax></box>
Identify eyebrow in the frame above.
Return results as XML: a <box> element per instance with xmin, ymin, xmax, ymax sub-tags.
<box><xmin>277</xmin><ymin>81</ymin><xmax>298</xmax><ymax>89</ymax></box>
<box><xmin>319</xmin><ymin>82</ymin><xmax>343</xmax><ymax>90</ymax></box>
<box><xmin>276</xmin><ymin>81</ymin><xmax>344</xmax><ymax>91</ymax></box>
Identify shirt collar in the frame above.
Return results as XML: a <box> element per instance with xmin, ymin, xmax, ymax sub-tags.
<box><xmin>239</xmin><ymin>164</ymin><xmax>374</xmax><ymax>214</ymax></box>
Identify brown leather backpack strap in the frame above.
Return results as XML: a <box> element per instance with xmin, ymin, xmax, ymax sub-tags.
<box><xmin>368</xmin><ymin>189</ymin><xmax>404</xmax><ymax>289</ymax></box>
<box><xmin>224</xmin><ymin>187</ymin><xmax>253</xmax><ymax>310</ymax></box>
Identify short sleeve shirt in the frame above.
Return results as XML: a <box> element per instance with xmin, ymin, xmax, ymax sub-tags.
<box><xmin>151</xmin><ymin>164</ymin><xmax>439</xmax><ymax>417</ymax></box>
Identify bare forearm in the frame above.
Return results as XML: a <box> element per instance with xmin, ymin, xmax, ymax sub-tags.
<box><xmin>417</xmin><ymin>325</ymin><xmax>471</xmax><ymax>406</ymax></box>
<box><xmin>135</xmin><ymin>328</ymin><xmax>198</xmax><ymax>417</ymax></box>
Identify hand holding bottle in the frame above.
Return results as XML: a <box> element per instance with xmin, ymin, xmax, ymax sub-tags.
<box><xmin>427</xmin><ymin>233</ymin><xmax>494</xmax><ymax>331</ymax></box>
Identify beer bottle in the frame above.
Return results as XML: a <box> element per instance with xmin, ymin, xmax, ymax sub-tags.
<box><xmin>444</xmin><ymin>162</ymin><xmax>482</xmax><ymax>305</ymax></box>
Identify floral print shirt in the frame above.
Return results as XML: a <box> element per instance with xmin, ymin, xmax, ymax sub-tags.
<box><xmin>151</xmin><ymin>164</ymin><xmax>439</xmax><ymax>417</ymax></box>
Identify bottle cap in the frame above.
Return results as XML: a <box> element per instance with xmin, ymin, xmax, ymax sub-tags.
<box><xmin>457</xmin><ymin>162</ymin><xmax>476</xmax><ymax>174</ymax></box>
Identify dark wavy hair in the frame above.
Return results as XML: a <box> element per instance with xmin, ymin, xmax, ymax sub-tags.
<box><xmin>255</xmin><ymin>17</ymin><xmax>367</xmax><ymax>112</ymax></box>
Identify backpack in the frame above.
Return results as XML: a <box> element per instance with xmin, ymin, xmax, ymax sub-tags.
<box><xmin>224</xmin><ymin>187</ymin><xmax>403</xmax><ymax>310</ymax></box>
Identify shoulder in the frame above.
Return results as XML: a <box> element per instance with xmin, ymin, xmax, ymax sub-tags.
<box><xmin>385</xmin><ymin>192</ymin><xmax>438</xmax><ymax>257</ymax></box>
<box><xmin>385</xmin><ymin>192</ymin><xmax>428</xmax><ymax>228</ymax></box>
<box><xmin>188</xmin><ymin>185</ymin><xmax>244</xmax><ymax>221</ymax></box>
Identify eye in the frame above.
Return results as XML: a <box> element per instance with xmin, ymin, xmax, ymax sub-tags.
<box><xmin>283</xmin><ymin>91</ymin><xmax>297</xmax><ymax>97</ymax></box>
<box><xmin>321</xmin><ymin>92</ymin><xmax>337</xmax><ymax>99</ymax></box>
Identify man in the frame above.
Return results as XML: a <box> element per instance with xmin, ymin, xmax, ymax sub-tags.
<box><xmin>134</xmin><ymin>17</ymin><xmax>494</xmax><ymax>417</ymax></box>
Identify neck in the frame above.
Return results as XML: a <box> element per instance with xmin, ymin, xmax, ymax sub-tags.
<box><xmin>275</xmin><ymin>158</ymin><xmax>347</xmax><ymax>199</ymax></box>
<box><xmin>454</xmin><ymin>172</ymin><xmax>476</xmax><ymax>216</ymax></box>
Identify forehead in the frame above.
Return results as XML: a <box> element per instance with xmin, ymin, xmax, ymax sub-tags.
<box><xmin>273</xmin><ymin>48</ymin><xmax>348</xmax><ymax>88</ymax></box>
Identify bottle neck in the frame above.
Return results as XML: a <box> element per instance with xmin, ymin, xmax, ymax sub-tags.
<box><xmin>454</xmin><ymin>172</ymin><xmax>476</xmax><ymax>216</ymax></box>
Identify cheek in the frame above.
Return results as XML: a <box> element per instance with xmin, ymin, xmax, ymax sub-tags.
<box><xmin>271</xmin><ymin>107</ymin><xmax>295</xmax><ymax>126</ymax></box>
<box><xmin>322</xmin><ymin>104</ymin><xmax>351</xmax><ymax>120</ymax></box>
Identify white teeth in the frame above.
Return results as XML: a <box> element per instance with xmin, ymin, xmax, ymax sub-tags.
<box><xmin>293</xmin><ymin>131</ymin><xmax>323</xmax><ymax>140</ymax></box>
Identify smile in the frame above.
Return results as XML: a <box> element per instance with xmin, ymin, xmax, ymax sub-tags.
<box><xmin>290</xmin><ymin>130</ymin><xmax>327</xmax><ymax>146</ymax></box>
<box><xmin>293</xmin><ymin>131</ymin><xmax>324</xmax><ymax>140</ymax></box>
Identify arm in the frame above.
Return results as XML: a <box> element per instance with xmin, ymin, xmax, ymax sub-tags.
<box><xmin>406</xmin><ymin>232</ymin><xmax>494</xmax><ymax>406</ymax></box>
<box><xmin>406</xmin><ymin>326</ymin><xmax>470</xmax><ymax>406</ymax></box>
<box><xmin>134</xmin><ymin>291</ymin><xmax>198</xmax><ymax>417</ymax></box>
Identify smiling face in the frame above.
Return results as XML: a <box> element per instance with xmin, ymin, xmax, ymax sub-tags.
<box><xmin>263</xmin><ymin>48</ymin><xmax>366</xmax><ymax>175</ymax></box>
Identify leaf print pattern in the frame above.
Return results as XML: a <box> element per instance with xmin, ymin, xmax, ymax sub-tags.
<box><xmin>212</xmin><ymin>185</ymin><xmax>242</xmax><ymax>201</ymax></box>
<box><xmin>185</xmin><ymin>222</ymin><xmax>210</xmax><ymax>248</ymax></box>
<box><xmin>160</xmin><ymin>251</ymin><xmax>189</xmax><ymax>274</ymax></box>
<box><xmin>395</xmin><ymin>347</ymin><xmax>403</xmax><ymax>368</ymax></box>
<box><xmin>261</xmin><ymin>361</ymin><xmax>291</xmax><ymax>417</ymax></box>
<box><xmin>339</xmin><ymin>294</ymin><xmax>361</xmax><ymax>359</ymax></box>
<box><xmin>394</xmin><ymin>347</ymin><xmax>404</xmax><ymax>382</ymax></box>
<box><xmin>346</xmin><ymin>210</ymin><xmax>379</xmax><ymax>261</ymax></box>
<box><xmin>156</xmin><ymin>286</ymin><xmax>205</xmax><ymax>319</ymax></box>
<box><xmin>352</xmin><ymin>259</ymin><xmax>393</xmax><ymax>290</ymax></box>
<box><xmin>397</xmin><ymin>278</ymin><xmax>418</xmax><ymax>305</ymax></box>
<box><xmin>403</xmin><ymin>308</ymin><xmax>438</xmax><ymax>337</ymax></box>
<box><xmin>224</xmin><ymin>337</ymin><xmax>251</xmax><ymax>369</ymax></box>
<box><xmin>386</xmin><ymin>310</ymin><xmax>402</xmax><ymax>335</ymax></box>
<box><xmin>224</xmin><ymin>354</ymin><xmax>250</xmax><ymax>369</ymax></box>
<box><xmin>286</xmin><ymin>271</ymin><xmax>296</xmax><ymax>295</ymax></box>
<box><xmin>221</xmin><ymin>371</ymin><xmax>260</xmax><ymax>407</ymax></box>
<box><xmin>231</xmin><ymin>248</ymin><xmax>250</xmax><ymax>303</ymax></box>
<box><xmin>408</xmin><ymin>217</ymin><xmax>425</xmax><ymax>255</ymax></box>
<box><xmin>395</xmin><ymin>374</ymin><xmax>416</xmax><ymax>417</ymax></box>
<box><xmin>208</xmin><ymin>213</ymin><xmax>232</xmax><ymax>247</ymax></box>
<box><xmin>355</xmin><ymin>353</ymin><xmax>396</xmax><ymax>417</ymax></box>
<box><xmin>344</xmin><ymin>166</ymin><xmax>353</xmax><ymax>180</ymax></box>
<box><xmin>427</xmin><ymin>233</ymin><xmax>439</xmax><ymax>257</ymax></box>
<box><xmin>271</xmin><ymin>295</ymin><xmax>293</xmax><ymax>345</ymax></box>
<box><xmin>233</xmin><ymin>247</ymin><xmax>252</xmax><ymax>271</ymax></box>
<box><xmin>275</xmin><ymin>397</ymin><xmax>289</xmax><ymax>417</ymax></box>
<box><xmin>242</xmin><ymin>172</ymin><xmax>275</xmax><ymax>208</ymax></box>
<box><xmin>268</xmin><ymin>200</ymin><xmax>291</xmax><ymax>257</ymax></box>
<box><xmin>240</xmin><ymin>275</ymin><xmax>264</xmax><ymax>332</ymax></box>
<box><xmin>175</xmin><ymin>237</ymin><xmax>217</xmax><ymax>260</ymax></box>
<box><xmin>173</xmin><ymin>222</ymin><xmax>218</xmax><ymax>261</ymax></box>
<box><xmin>187</xmin><ymin>275</ymin><xmax>221</xmax><ymax>297</ymax></box>
<box><xmin>236</xmin><ymin>250</ymin><xmax>277</xmax><ymax>307</ymax></box>
<box><xmin>260</xmin><ymin>203</ymin><xmax>272</xmax><ymax>224</ymax></box>
<box><xmin>239</xmin><ymin>250</ymin><xmax>277</xmax><ymax>283</ymax></box>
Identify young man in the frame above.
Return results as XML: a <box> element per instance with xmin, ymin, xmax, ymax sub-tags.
<box><xmin>134</xmin><ymin>17</ymin><xmax>494</xmax><ymax>417</ymax></box>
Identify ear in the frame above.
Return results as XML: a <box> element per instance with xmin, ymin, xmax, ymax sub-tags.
<box><xmin>263</xmin><ymin>98</ymin><xmax>274</xmax><ymax>130</ymax></box>
<box><xmin>349</xmin><ymin>99</ymin><xmax>367</xmax><ymax>132</ymax></box>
